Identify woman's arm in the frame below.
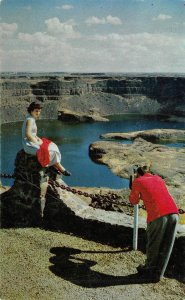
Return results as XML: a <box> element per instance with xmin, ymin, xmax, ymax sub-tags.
<box><xmin>35</xmin><ymin>136</ymin><xmax>43</xmax><ymax>145</ymax></box>
<box><xmin>26</xmin><ymin>119</ymin><xmax>42</xmax><ymax>145</ymax></box>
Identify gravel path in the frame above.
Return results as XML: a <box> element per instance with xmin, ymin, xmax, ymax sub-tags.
<box><xmin>1</xmin><ymin>228</ymin><xmax>184</xmax><ymax>300</ymax></box>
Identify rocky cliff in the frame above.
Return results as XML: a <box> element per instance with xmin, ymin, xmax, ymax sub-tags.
<box><xmin>1</xmin><ymin>75</ymin><xmax>185</xmax><ymax>123</ymax></box>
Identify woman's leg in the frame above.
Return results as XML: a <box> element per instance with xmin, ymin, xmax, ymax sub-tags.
<box><xmin>48</xmin><ymin>143</ymin><xmax>71</xmax><ymax>175</ymax></box>
<box><xmin>54</xmin><ymin>163</ymin><xmax>71</xmax><ymax>176</ymax></box>
<box><xmin>54</xmin><ymin>162</ymin><xmax>66</xmax><ymax>173</ymax></box>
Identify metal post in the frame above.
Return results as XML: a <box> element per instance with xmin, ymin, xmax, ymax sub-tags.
<box><xmin>133</xmin><ymin>204</ymin><xmax>139</xmax><ymax>250</ymax></box>
<box><xmin>40</xmin><ymin>171</ymin><xmax>49</xmax><ymax>218</ymax></box>
<box><xmin>129</xmin><ymin>165</ymin><xmax>139</xmax><ymax>250</ymax></box>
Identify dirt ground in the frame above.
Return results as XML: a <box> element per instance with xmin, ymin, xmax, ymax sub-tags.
<box><xmin>1</xmin><ymin>228</ymin><xmax>184</xmax><ymax>300</ymax></box>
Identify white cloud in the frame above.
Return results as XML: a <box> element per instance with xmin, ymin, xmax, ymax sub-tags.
<box><xmin>0</xmin><ymin>22</ymin><xmax>18</xmax><ymax>39</ymax></box>
<box><xmin>106</xmin><ymin>15</ymin><xmax>122</xmax><ymax>25</ymax></box>
<box><xmin>62</xmin><ymin>4</ymin><xmax>73</xmax><ymax>10</ymax></box>
<box><xmin>90</xmin><ymin>32</ymin><xmax>181</xmax><ymax>51</ymax></box>
<box><xmin>85</xmin><ymin>16</ymin><xmax>105</xmax><ymax>25</ymax></box>
<box><xmin>85</xmin><ymin>32</ymin><xmax>185</xmax><ymax>72</ymax></box>
<box><xmin>153</xmin><ymin>14</ymin><xmax>172</xmax><ymax>21</ymax></box>
<box><xmin>56</xmin><ymin>4</ymin><xmax>73</xmax><ymax>10</ymax></box>
<box><xmin>0</xmin><ymin>0</ymin><xmax>3</xmax><ymax>5</ymax></box>
<box><xmin>24</xmin><ymin>5</ymin><xmax>32</xmax><ymax>10</ymax></box>
<box><xmin>85</xmin><ymin>15</ymin><xmax>122</xmax><ymax>26</ymax></box>
<box><xmin>18</xmin><ymin>32</ymin><xmax>56</xmax><ymax>46</ymax></box>
<box><xmin>1</xmin><ymin>38</ymin><xmax>82</xmax><ymax>72</ymax></box>
<box><xmin>1</xmin><ymin>19</ymin><xmax>185</xmax><ymax>72</ymax></box>
<box><xmin>45</xmin><ymin>17</ymin><xmax>80</xmax><ymax>38</ymax></box>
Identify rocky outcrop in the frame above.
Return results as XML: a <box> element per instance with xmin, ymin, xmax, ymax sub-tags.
<box><xmin>89</xmin><ymin>138</ymin><xmax>185</xmax><ymax>208</ymax></box>
<box><xmin>58</xmin><ymin>109</ymin><xmax>109</xmax><ymax>122</ymax></box>
<box><xmin>0</xmin><ymin>150</ymin><xmax>43</xmax><ymax>227</ymax></box>
<box><xmin>1</xmin><ymin>75</ymin><xmax>185</xmax><ymax>123</ymax></box>
<box><xmin>101</xmin><ymin>129</ymin><xmax>185</xmax><ymax>142</ymax></box>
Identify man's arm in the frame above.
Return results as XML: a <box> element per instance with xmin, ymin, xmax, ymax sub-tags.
<box><xmin>129</xmin><ymin>180</ymin><xmax>141</xmax><ymax>205</ymax></box>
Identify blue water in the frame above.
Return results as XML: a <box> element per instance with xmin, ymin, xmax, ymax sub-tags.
<box><xmin>1</xmin><ymin>114</ymin><xmax>184</xmax><ymax>188</ymax></box>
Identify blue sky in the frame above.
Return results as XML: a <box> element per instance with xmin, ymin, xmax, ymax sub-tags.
<box><xmin>0</xmin><ymin>0</ymin><xmax>185</xmax><ymax>72</ymax></box>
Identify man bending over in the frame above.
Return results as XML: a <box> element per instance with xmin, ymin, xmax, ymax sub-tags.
<box><xmin>129</xmin><ymin>166</ymin><xmax>179</xmax><ymax>281</ymax></box>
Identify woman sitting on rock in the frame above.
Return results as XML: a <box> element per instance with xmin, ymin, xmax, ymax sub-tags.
<box><xmin>22</xmin><ymin>101</ymin><xmax>71</xmax><ymax>176</ymax></box>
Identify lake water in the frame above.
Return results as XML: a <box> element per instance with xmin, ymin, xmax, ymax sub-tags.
<box><xmin>1</xmin><ymin>115</ymin><xmax>185</xmax><ymax>188</ymax></box>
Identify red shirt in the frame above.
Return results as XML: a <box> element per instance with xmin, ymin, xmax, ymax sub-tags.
<box><xmin>129</xmin><ymin>173</ymin><xmax>178</xmax><ymax>223</ymax></box>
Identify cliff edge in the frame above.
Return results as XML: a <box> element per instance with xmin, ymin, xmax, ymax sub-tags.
<box><xmin>1</xmin><ymin>74</ymin><xmax>185</xmax><ymax>123</ymax></box>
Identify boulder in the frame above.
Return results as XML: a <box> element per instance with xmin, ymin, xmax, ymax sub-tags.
<box><xmin>1</xmin><ymin>150</ymin><xmax>44</xmax><ymax>227</ymax></box>
<box><xmin>58</xmin><ymin>109</ymin><xmax>109</xmax><ymax>122</ymax></box>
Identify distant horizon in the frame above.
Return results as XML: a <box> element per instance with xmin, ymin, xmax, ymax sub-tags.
<box><xmin>1</xmin><ymin>71</ymin><xmax>185</xmax><ymax>74</ymax></box>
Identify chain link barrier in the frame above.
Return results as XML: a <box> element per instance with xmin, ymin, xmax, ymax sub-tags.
<box><xmin>49</xmin><ymin>179</ymin><xmax>140</xmax><ymax>210</ymax></box>
<box><xmin>1</xmin><ymin>172</ymin><xmax>185</xmax><ymax>214</ymax></box>
<box><xmin>0</xmin><ymin>173</ymin><xmax>15</xmax><ymax>179</ymax></box>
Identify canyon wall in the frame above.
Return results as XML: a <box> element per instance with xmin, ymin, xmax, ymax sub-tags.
<box><xmin>1</xmin><ymin>75</ymin><xmax>185</xmax><ymax>123</ymax></box>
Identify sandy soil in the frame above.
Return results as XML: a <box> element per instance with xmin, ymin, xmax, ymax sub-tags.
<box><xmin>1</xmin><ymin>228</ymin><xmax>185</xmax><ymax>300</ymax></box>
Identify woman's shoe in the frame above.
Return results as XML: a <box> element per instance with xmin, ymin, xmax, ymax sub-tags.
<box><xmin>62</xmin><ymin>170</ymin><xmax>71</xmax><ymax>176</ymax></box>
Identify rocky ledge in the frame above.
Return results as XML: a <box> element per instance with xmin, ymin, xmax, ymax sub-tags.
<box><xmin>89</xmin><ymin>137</ymin><xmax>185</xmax><ymax>208</ymax></box>
<box><xmin>101</xmin><ymin>129</ymin><xmax>185</xmax><ymax>143</ymax></box>
<box><xmin>58</xmin><ymin>109</ymin><xmax>109</xmax><ymax>123</ymax></box>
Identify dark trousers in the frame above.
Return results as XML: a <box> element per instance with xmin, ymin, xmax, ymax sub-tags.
<box><xmin>146</xmin><ymin>213</ymin><xmax>178</xmax><ymax>279</ymax></box>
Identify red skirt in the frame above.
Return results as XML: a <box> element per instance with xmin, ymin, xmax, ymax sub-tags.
<box><xmin>36</xmin><ymin>138</ymin><xmax>52</xmax><ymax>167</ymax></box>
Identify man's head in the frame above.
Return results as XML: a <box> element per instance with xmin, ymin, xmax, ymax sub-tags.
<box><xmin>136</xmin><ymin>165</ymin><xmax>150</xmax><ymax>177</ymax></box>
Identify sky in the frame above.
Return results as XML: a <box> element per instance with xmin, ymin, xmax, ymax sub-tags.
<box><xmin>0</xmin><ymin>0</ymin><xmax>185</xmax><ymax>73</ymax></box>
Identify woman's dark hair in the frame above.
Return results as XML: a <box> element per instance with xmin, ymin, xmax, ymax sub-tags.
<box><xmin>137</xmin><ymin>165</ymin><xmax>150</xmax><ymax>176</ymax></box>
<box><xmin>27</xmin><ymin>102</ymin><xmax>42</xmax><ymax>113</ymax></box>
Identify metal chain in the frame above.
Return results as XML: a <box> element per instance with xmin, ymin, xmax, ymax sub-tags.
<box><xmin>49</xmin><ymin>179</ymin><xmax>185</xmax><ymax>214</ymax></box>
<box><xmin>0</xmin><ymin>173</ymin><xmax>15</xmax><ymax>178</ymax></box>
<box><xmin>1</xmin><ymin>173</ymin><xmax>185</xmax><ymax>214</ymax></box>
<box><xmin>49</xmin><ymin>179</ymin><xmax>137</xmax><ymax>208</ymax></box>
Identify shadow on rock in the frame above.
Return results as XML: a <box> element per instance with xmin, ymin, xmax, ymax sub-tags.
<box><xmin>49</xmin><ymin>246</ymin><xmax>157</xmax><ymax>288</ymax></box>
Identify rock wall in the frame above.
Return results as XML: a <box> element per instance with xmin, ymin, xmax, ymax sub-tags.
<box><xmin>1</xmin><ymin>150</ymin><xmax>43</xmax><ymax>227</ymax></box>
<box><xmin>1</xmin><ymin>75</ymin><xmax>185</xmax><ymax>123</ymax></box>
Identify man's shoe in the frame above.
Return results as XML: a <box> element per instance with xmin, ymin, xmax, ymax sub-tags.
<box><xmin>137</xmin><ymin>265</ymin><xmax>161</xmax><ymax>283</ymax></box>
<box><xmin>137</xmin><ymin>264</ymin><xmax>149</xmax><ymax>274</ymax></box>
<box><xmin>150</xmin><ymin>274</ymin><xmax>161</xmax><ymax>283</ymax></box>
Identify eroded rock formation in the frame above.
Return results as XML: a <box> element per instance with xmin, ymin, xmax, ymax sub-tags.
<box><xmin>1</xmin><ymin>75</ymin><xmax>185</xmax><ymax>123</ymax></box>
<box><xmin>58</xmin><ymin>109</ymin><xmax>109</xmax><ymax>122</ymax></box>
<box><xmin>101</xmin><ymin>129</ymin><xmax>185</xmax><ymax>142</ymax></box>
<box><xmin>89</xmin><ymin>137</ymin><xmax>185</xmax><ymax>207</ymax></box>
